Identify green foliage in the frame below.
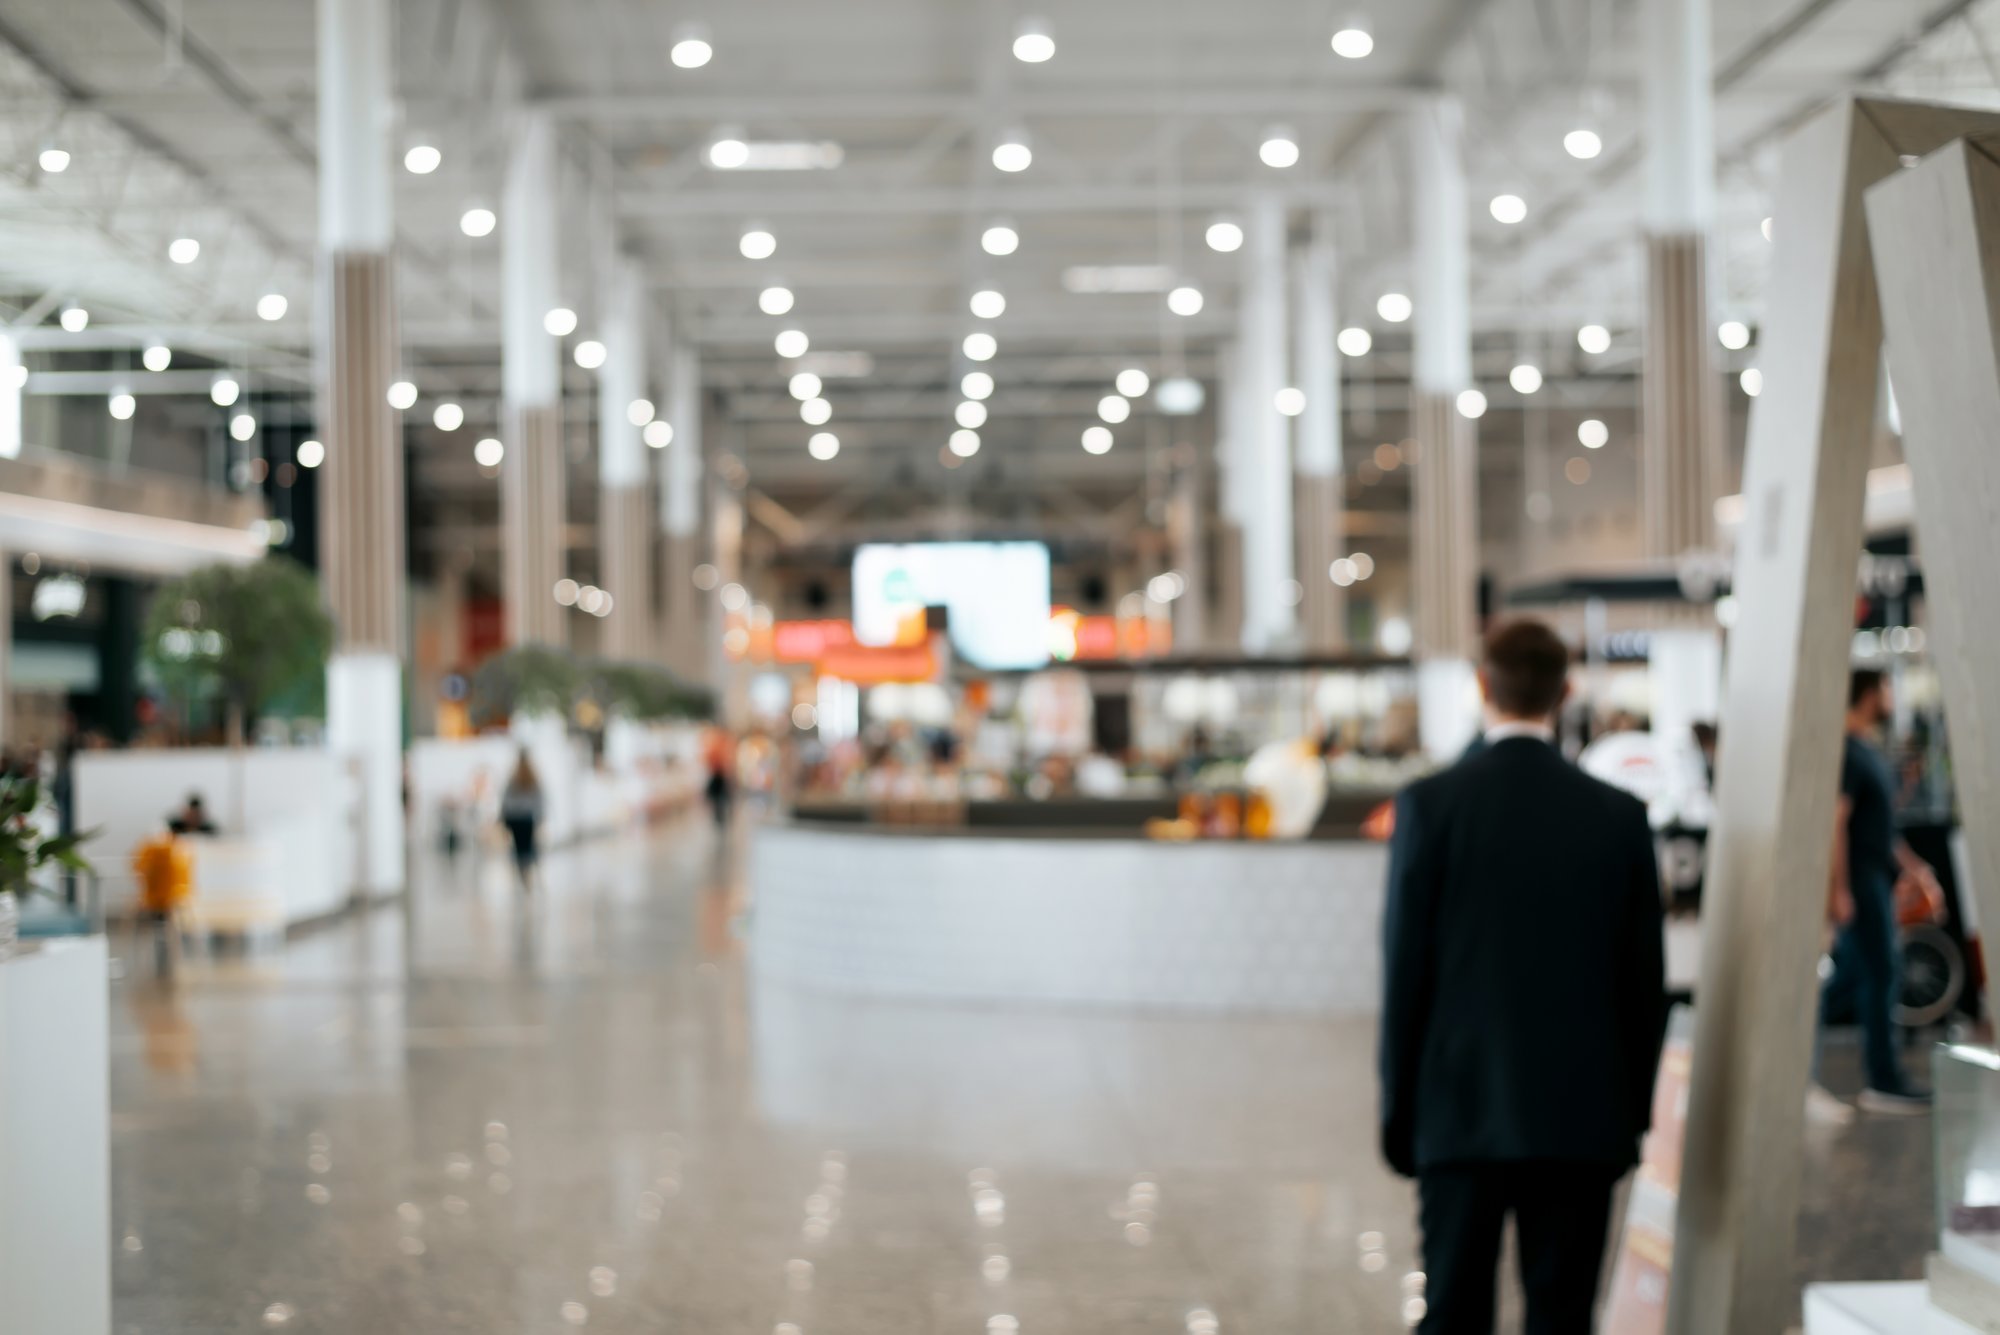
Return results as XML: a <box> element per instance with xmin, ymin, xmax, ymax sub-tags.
<box><xmin>0</xmin><ymin>772</ymin><xmax>93</xmax><ymax>896</ymax></box>
<box><xmin>587</xmin><ymin>661</ymin><xmax>714</xmax><ymax>723</ymax></box>
<box><xmin>469</xmin><ymin>646</ymin><xmax>585</xmax><ymax>728</ymax></box>
<box><xmin>143</xmin><ymin>559</ymin><xmax>334</xmax><ymax>726</ymax></box>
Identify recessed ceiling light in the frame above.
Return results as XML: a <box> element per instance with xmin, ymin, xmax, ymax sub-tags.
<box><xmin>59</xmin><ymin>306</ymin><xmax>89</xmax><ymax>332</ymax></box>
<box><xmin>1167</xmin><ymin>286</ymin><xmax>1204</xmax><ymax>316</ymax></box>
<box><xmin>38</xmin><ymin>145</ymin><xmax>70</xmax><ymax>173</ymax></box>
<box><xmin>645</xmin><ymin>420</ymin><xmax>674</xmax><ymax>448</ymax></box>
<box><xmin>671</xmin><ymin>25</ymin><xmax>713</xmax><ymax>68</ymax></box>
<box><xmin>955</xmin><ymin>400</ymin><xmax>988</xmax><ymax>429</ymax></box>
<box><xmin>1331</xmin><ymin>16</ymin><xmax>1374</xmax><ymax>59</ymax></box>
<box><xmin>1740</xmin><ymin>367</ymin><xmax>1763</xmax><ymax>397</ymax></box>
<box><xmin>800</xmin><ymin>397</ymin><xmax>832</xmax><ymax>425</ymax></box>
<box><xmin>808</xmin><ymin>432</ymin><xmax>839</xmax><ymax>460</ymax></box>
<box><xmin>1259</xmin><ymin>126</ymin><xmax>1300</xmax><ymax>169</ymax></box>
<box><xmin>404</xmin><ymin>143</ymin><xmax>442</xmax><ymax>174</ymax></box>
<box><xmin>544</xmin><ymin>307</ymin><xmax>578</xmax><ymax>336</ymax></box>
<box><xmin>992</xmin><ymin>132</ymin><xmax>1032</xmax><ymax>174</ymax></box>
<box><xmin>168</xmin><ymin>237</ymin><xmax>200</xmax><ymax>264</ymax></box>
<box><xmin>1456</xmin><ymin>389</ymin><xmax>1488</xmax><ymax>419</ymax></box>
<box><xmin>1489</xmin><ymin>193</ymin><xmax>1527</xmax><ymax>224</ymax></box>
<box><xmin>108</xmin><ymin>391</ymin><xmax>135</xmax><ymax>421</ymax></box>
<box><xmin>1577</xmin><ymin>323</ymin><xmax>1611</xmax><ymax>355</ymax></box>
<box><xmin>1563</xmin><ymin>128</ymin><xmax>1602</xmax><ymax>160</ymax></box>
<box><xmin>1337</xmin><ymin>327</ymin><xmax>1373</xmax><ymax>356</ymax></box>
<box><xmin>1509</xmin><ymin>364</ymin><xmax>1543</xmax><ymax>394</ymax></box>
<box><xmin>1081</xmin><ymin>426</ymin><xmax>1114</xmax><ymax>454</ymax></box>
<box><xmin>1376</xmin><ymin>292</ymin><xmax>1412</xmax><ymax>323</ymax></box>
<box><xmin>963</xmin><ymin>332</ymin><xmax>998</xmax><ymax>362</ymax></box>
<box><xmin>256</xmin><ymin>293</ymin><xmax>288</xmax><ymax>321</ymax></box>
<box><xmin>433</xmin><ymin>402</ymin><xmax>464</xmax><ymax>431</ymax></box>
<box><xmin>970</xmin><ymin>289</ymin><xmax>1007</xmax><ymax>319</ymax></box>
<box><xmin>387</xmin><ymin>380</ymin><xmax>418</xmax><ymax>410</ymax></box>
<box><xmin>1275</xmin><ymin>387</ymin><xmax>1306</xmax><ymax>416</ymax></box>
<box><xmin>1205</xmin><ymin>219</ymin><xmax>1244</xmax><ymax>253</ymax></box>
<box><xmin>626</xmin><ymin>398</ymin><xmax>655</xmax><ymax>426</ymax></box>
<box><xmin>1115</xmin><ymin>368</ymin><xmax>1150</xmax><ymax>398</ymax></box>
<box><xmin>1718</xmin><ymin>319</ymin><xmax>1750</xmax><ymax>350</ymax></box>
<box><xmin>981</xmin><ymin>222</ymin><xmax>1020</xmax><ymax>256</ymax></box>
<box><xmin>473</xmin><ymin>437</ymin><xmax>503</xmax><ymax>467</ymax></box>
<box><xmin>790</xmin><ymin>372</ymin><xmax>823</xmax><ymax>401</ymax></box>
<box><xmin>210</xmin><ymin>377</ymin><xmax>240</xmax><ymax>406</ymax></box>
<box><xmin>1097</xmin><ymin>395</ymin><xmax>1131</xmax><ymax>424</ymax></box>
<box><xmin>760</xmin><ymin>286</ymin><xmax>795</xmax><ymax>315</ymax></box>
<box><xmin>962</xmin><ymin>372</ymin><xmax>994</xmax><ymax>400</ymax></box>
<box><xmin>739</xmin><ymin>226</ymin><xmax>777</xmax><ymax>259</ymax></box>
<box><xmin>950</xmin><ymin>428</ymin><xmax>982</xmax><ymax>457</ymax></box>
<box><xmin>775</xmin><ymin>328</ymin><xmax>810</xmax><ymax>358</ymax></box>
<box><xmin>1578</xmin><ymin>418</ymin><xmax>1609</xmax><ymax>449</ymax></box>
<box><xmin>142</xmin><ymin>344</ymin><xmax>172</xmax><ymax>372</ymax></box>
<box><xmin>1012</xmin><ymin>18</ymin><xmax>1054</xmax><ymax>63</ymax></box>
<box><xmin>459</xmin><ymin>205</ymin><xmax>496</xmax><ymax>237</ymax></box>
<box><xmin>297</xmin><ymin>439</ymin><xmax>326</xmax><ymax>468</ymax></box>
<box><xmin>573</xmin><ymin>340</ymin><xmax>607</xmax><ymax>369</ymax></box>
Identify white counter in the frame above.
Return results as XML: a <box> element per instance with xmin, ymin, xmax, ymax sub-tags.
<box><xmin>750</xmin><ymin>823</ymin><xmax>1388</xmax><ymax>1014</ymax></box>
<box><xmin>1805</xmin><ymin>1283</ymin><xmax>1983</xmax><ymax>1335</ymax></box>
<box><xmin>0</xmin><ymin>937</ymin><xmax>109</xmax><ymax>1335</ymax></box>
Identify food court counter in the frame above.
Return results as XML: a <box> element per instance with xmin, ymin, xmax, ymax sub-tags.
<box><xmin>749</xmin><ymin>819</ymin><xmax>1388</xmax><ymax>1015</ymax></box>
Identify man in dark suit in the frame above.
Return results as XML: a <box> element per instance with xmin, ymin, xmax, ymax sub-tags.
<box><xmin>1380</xmin><ymin>619</ymin><xmax>1667</xmax><ymax>1334</ymax></box>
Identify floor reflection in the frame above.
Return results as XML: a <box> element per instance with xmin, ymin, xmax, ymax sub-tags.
<box><xmin>107</xmin><ymin>815</ymin><xmax>1930</xmax><ymax>1333</ymax></box>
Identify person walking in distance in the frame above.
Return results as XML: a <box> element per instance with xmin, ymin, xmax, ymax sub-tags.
<box><xmin>499</xmin><ymin>750</ymin><xmax>544</xmax><ymax>891</ymax></box>
<box><xmin>1814</xmin><ymin>668</ymin><xmax>1938</xmax><ymax>1116</ymax></box>
<box><xmin>1380</xmin><ymin>619</ymin><xmax>1667</xmax><ymax>1335</ymax></box>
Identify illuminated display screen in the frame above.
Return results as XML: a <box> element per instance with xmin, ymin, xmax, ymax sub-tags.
<box><xmin>852</xmin><ymin>542</ymin><xmax>1052</xmax><ymax>670</ymax></box>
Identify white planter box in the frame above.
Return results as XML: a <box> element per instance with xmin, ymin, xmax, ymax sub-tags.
<box><xmin>0</xmin><ymin>937</ymin><xmax>109</xmax><ymax>1335</ymax></box>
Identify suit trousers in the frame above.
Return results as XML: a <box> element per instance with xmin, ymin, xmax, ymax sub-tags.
<box><xmin>1417</xmin><ymin>1161</ymin><xmax>1619</xmax><ymax>1335</ymax></box>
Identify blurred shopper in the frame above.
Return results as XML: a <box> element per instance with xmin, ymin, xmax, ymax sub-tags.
<box><xmin>499</xmin><ymin>752</ymin><xmax>543</xmax><ymax>890</ymax></box>
<box><xmin>704</xmin><ymin>730</ymin><xmax>735</xmax><ymax>828</ymax></box>
<box><xmin>131</xmin><ymin>823</ymin><xmax>195</xmax><ymax>976</ymax></box>
<box><xmin>1380</xmin><ymin>619</ymin><xmax>1666</xmax><ymax>1335</ymax></box>
<box><xmin>167</xmin><ymin>792</ymin><xmax>217</xmax><ymax>835</ymax></box>
<box><xmin>1815</xmin><ymin>669</ymin><xmax>1938</xmax><ymax>1116</ymax></box>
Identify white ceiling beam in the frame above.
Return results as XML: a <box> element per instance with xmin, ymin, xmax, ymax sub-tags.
<box><xmin>621</xmin><ymin>182</ymin><xmax>1346</xmax><ymax>218</ymax></box>
<box><xmin>534</xmin><ymin>85</ymin><xmax>1432</xmax><ymax>122</ymax></box>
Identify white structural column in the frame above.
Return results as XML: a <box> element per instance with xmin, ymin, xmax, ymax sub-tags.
<box><xmin>597</xmin><ymin>256</ymin><xmax>652</xmax><ymax>660</ymax></box>
<box><xmin>316</xmin><ymin>0</ymin><xmax>405</xmax><ymax>899</ymax></box>
<box><xmin>1168</xmin><ymin>444</ymin><xmax>1208</xmax><ymax>652</ymax></box>
<box><xmin>1211</xmin><ymin>339</ymin><xmax>1247</xmax><ymax>652</ymax></box>
<box><xmin>1294</xmin><ymin>212</ymin><xmax>1345</xmax><ymax>652</ymax></box>
<box><xmin>1664</xmin><ymin>100</ymin><xmax>1904</xmax><ymax>1335</ymax></box>
<box><xmin>1409</xmin><ymin>98</ymin><xmax>1480</xmax><ymax>756</ymax></box>
<box><xmin>501</xmin><ymin>112</ymin><xmax>566</xmax><ymax>648</ymax></box>
<box><xmin>660</xmin><ymin>342</ymin><xmax>707</xmax><ymax>682</ymax></box>
<box><xmin>1642</xmin><ymin>0</ymin><xmax>1726</xmax><ymax>563</ymax></box>
<box><xmin>1239</xmin><ymin>194</ymin><xmax>1297</xmax><ymax>655</ymax></box>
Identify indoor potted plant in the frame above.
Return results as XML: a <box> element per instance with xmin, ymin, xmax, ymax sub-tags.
<box><xmin>0</xmin><ymin>770</ymin><xmax>93</xmax><ymax>955</ymax></box>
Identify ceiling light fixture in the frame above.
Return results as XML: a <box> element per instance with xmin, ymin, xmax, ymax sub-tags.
<box><xmin>544</xmin><ymin>307</ymin><xmax>578</xmax><ymax>336</ymax></box>
<box><xmin>645</xmin><ymin>420</ymin><xmax>674</xmax><ymax>448</ymax></box>
<box><xmin>59</xmin><ymin>307</ymin><xmax>89</xmax><ymax>332</ymax></box>
<box><xmin>1155</xmin><ymin>377</ymin><xmax>1205</xmax><ymax>415</ymax></box>
<box><xmin>1116</xmin><ymin>368</ymin><xmax>1150</xmax><ymax>398</ymax></box>
<box><xmin>670</xmin><ymin>24</ymin><xmax>714</xmax><ymax>68</ymax></box>
<box><xmin>1081</xmin><ymin>426</ymin><xmax>1114</xmax><ymax>455</ymax></box>
<box><xmin>1275</xmin><ymin>387</ymin><xmax>1306</xmax><ymax>416</ymax></box>
<box><xmin>808</xmin><ymin>432</ymin><xmax>840</xmax><ymax>460</ymax></box>
<box><xmin>473</xmin><ymin>437</ymin><xmax>504</xmax><ymax>467</ymax></box>
<box><xmin>1376</xmin><ymin>292</ymin><xmax>1412</xmax><ymax>323</ymax></box>
<box><xmin>1013</xmin><ymin>17</ymin><xmax>1054</xmax><ymax>63</ymax></box>
<box><xmin>950</xmin><ymin>428</ymin><xmax>982</xmax><ymax>457</ymax></box>
<box><xmin>433</xmin><ymin>402</ymin><xmax>465</xmax><ymax>431</ymax></box>
<box><xmin>1489</xmin><ymin>193</ymin><xmax>1527</xmax><ymax>224</ymax></box>
<box><xmin>1337</xmin><ymin>327</ymin><xmax>1373</xmax><ymax>357</ymax></box>
<box><xmin>626</xmin><ymin>398</ymin><xmax>655</xmax><ymax>426</ymax></box>
<box><xmin>143</xmin><ymin>344</ymin><xmax>172</xmax><ymax>372</ymax></box>
<box><xmin>1331</xmin><ymin>14</ymin><xmax>1374</xmax><ymax>59</ymax></box>
<box><xmin>759</xmin><ymin>286</ymin><xmax>795</xmax><ymax>315</ymax></box>
<box><xmin>404</xmin><ymin>142</ymin><xmax>441</xmax><ymax>174</ymax></box>
<box><xmin>1577</xmin><ymin>323</ymin><xmax>1612</xmax><ymax>355</ymax></box>
<box><xmin>230</xmin><ymin>412</ymin><xmax>258</xmax><ymax>442</ymax></box>
<box><xmin>1717</xmin><ymin>319</ymin><xmax>1750</xmax><ymax>350</ymax></box>
<box><xmin>297</xmin><ymin>439</ymin><xmax>326</xmax><ymax>468</ymax></box>
<box><xmin>1259</xmin><ymin>125</ymin><xmax>1301</xmax><ymax>169</ymax></box>
<box><xmin>955</xmin><ymin>400</ymin><xmax>988</xmax><ymax>429</ymax></box>
<box><xmin>775</xmin><ymin>328</ymin><xmax>810</xmax><ymax>358</ymax></box>
<box><xmin>168</xmin><ymin>237</ymin><xmax>200</xmax><ymax>264</ymax></box>
<box><xmin>108</xmin><ymin>391</ymin><xmax>135</xmax><ymax>421</ymax></box>
<box><xmin>789</xmin><ymin>372</ymin><xmax>822</xmax><ymax>401</ymax></box>
<box><xmin>739</xmin><ymin>226</ymin><xmax>777</xmax><ymax>259</ymax></box>
<box><xmin>573</xmin><ymin>340</ymin><xmax>607</xmax><ymax>369</ymax></box>
<box><xmin>256</xmin><ymin>293</ymin><xmax>288</xmax><ymax>321</ymax></box>
<box><xmin>210</xmin><ymin>377</ymin><xmax>240</xmax><ymax>406</ymax></box>
<box><xmin>1456</xmin><ymin>389</ymin><xmax>1488</xmax><ymax>419</ymax></box>
<box><xmin>38</xmin><ymin>144</ymin><xmax>69</xmax><ymax>174</ymax></box>
<box><xmin>801</xmin><ymin>397</ymin><xmax>832</xmax><ymax>425</ymax></box>
<box><xmin>1578</xmin><ymin>418</ymin><xmax>1609</xmax><ymax>449</ymax></box>
<box><xmin>1167</xmin><ymin>286</ymin><xmax>1204</xmax><ymax>316</ymax></box>
<box><xmin>981</xmin><ymin>221</ymin><xmax>1021</xmax><ymax>256</ymax></box>
<box><xmin>1740</xmin><ymin>367</ymin><xmax>1763</xmax><ymax>397</ymax></box>
<box><xmin>708</xmin><ymin>132</ymin><xmax>750</xmax><ymax>170</ymax></box>
<box><xmin>962</xmin><ymin>372</ymin><xmax>994</xmax><ymax>401</ymax></box>
<box><xmin>992</xmin><ymin>131</ymin><xmax>1032</xmax><ymax>174</ymax></box>
<box><xmin>1098</xmin><ymin>394</ymin><xmax>1131</xmax><ymax>424</ymax></box>
<box><xmin>963</xmin><ymin>332</ymin><xmax>998</xmax><ymax>362</ymax></box>
<box><xmin>1205</xmin><ymin>218</ymin><xmax>1244</xmax><ymax>253</ymax></box>
<box><xmin>1564</xmin><ymin>127</ymin><xmax>1603</xmax><ymax>160</ymax></box>
<box><xmin>387</xmin><ymin>380</ymin><xmax>418</xmax><ymax>410</ymax></box>
<box><xmin>970</xmin><ymin>289</ymin><xmax>1007</xmax><ymax>319</ymax></box>
<box><xmin>459</xmin><ymin>205</ymin><xmax>496</xmax><ymax>237</ymax></box>
<box><xmin>1509</xmin><ymin>364</ymin><xmax>1543</xmax><ymax>394</ymax></box>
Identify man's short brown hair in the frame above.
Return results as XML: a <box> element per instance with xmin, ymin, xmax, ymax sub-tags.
<box><xmin>1482</xmin><ymin>619</ymin><xmax>1571</xmax><ymax>718</ymax></box>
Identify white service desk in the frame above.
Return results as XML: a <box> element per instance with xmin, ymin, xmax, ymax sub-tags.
<box><xmin>750</xmin><ymin>822</ymin><xmax>1388</xmax><ymax>1015</ymax></box>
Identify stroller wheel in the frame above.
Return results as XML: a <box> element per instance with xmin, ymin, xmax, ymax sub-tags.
<box><xmin>1897</xmin><ymin>922</ymin><xmax>1964</xmax><ymax>1029</ymax></box>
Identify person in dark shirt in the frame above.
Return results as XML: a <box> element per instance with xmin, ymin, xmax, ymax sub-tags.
<box><xmin>1815</xmin><ymin>669</ymin><xmax>1936</xmax><ymax>1114</ymax></box>
<box><xmin>1380</xmin><ymin>619</ymin><xmax>1667</xmax><ymax>1334</ymax></box>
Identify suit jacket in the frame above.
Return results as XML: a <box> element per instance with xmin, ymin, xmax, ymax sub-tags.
<box><xmin>1379</xmin><ymin>736</ymin><xmax>1667</xmax><ymax>1177</ymax></box>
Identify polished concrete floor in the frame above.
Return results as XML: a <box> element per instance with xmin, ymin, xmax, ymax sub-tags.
<box><xmin>109</xmin><ymin>816</ymin><xmax>1935</xmax><ymax>1333</ymax></box>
